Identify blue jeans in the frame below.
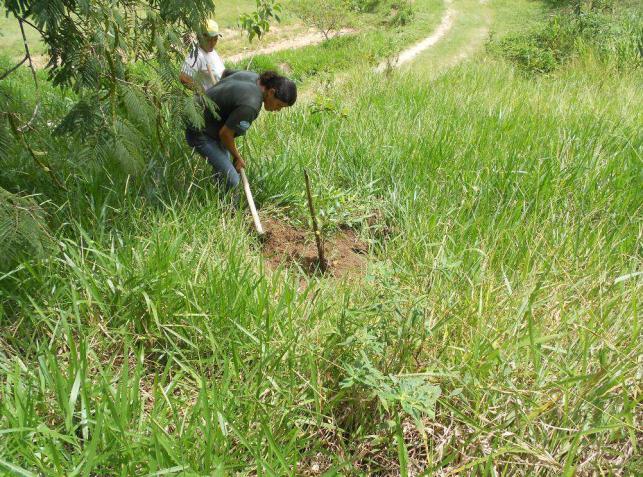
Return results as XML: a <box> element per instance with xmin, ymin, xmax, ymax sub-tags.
<box><xmin>186</xmin><ymin>129</ymin><xmax>240</xmax><ymax>190</ymax></box>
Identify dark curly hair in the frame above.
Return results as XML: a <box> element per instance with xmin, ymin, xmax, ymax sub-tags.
<box><xmin>259</xmin><ymin>71</ymin><xmax>297</xmax><ymax>106</ymax></box>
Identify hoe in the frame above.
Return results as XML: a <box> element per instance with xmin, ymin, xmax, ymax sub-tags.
<box><xmin>240</xmin><ymin>168</ymin><xmax>264</xmax><ymax>236</ymax></box>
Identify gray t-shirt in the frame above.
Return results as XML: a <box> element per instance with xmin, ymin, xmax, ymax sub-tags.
<box><xmin>197</xmin><ymin>71</ymin><xmax>263</xmax><ymax>139</ymax></box>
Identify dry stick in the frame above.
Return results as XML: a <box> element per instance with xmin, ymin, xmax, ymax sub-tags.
<box><xmin>303</xmin><ymin>169</ymin><xmax>328</xmax><ymax>272</ymax></box>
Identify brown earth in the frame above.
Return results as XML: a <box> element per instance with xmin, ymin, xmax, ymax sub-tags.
<box><xmin>261</xmin><ymin>217</ymin><xmax>368</xmax><ymax>279</ymax></box>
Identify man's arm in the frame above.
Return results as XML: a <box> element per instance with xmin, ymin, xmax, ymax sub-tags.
<box><xmin>219</xmin><ymin>125</ymin><xmax>246</xmax><ymax>172</ymax></box>
<box><xmin>179</xmin><ymin>72</ymin><xmax>196</xmax><ymax>90</ymax></box>
<box><xmin>206</xmin><ymin>64</ymin><xmax>218</xmax><ymax>87</ymax></box>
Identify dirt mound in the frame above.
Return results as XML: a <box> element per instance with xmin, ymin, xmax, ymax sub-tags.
<box><xmin>261</xmin><ymin>217</ymin><xmax>367</xmax><ymax>279</ymax></box>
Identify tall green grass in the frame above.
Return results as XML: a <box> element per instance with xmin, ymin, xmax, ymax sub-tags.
<box><xmin>1</xmin><ymin>6</ymin><xmax>642</xmax><ymax>477</ymax></box>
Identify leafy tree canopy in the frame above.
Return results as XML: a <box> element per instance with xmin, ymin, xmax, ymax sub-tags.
<box><xmin>3</xmin><ymin>0</ymin><xmax>218</xmax><ymax>89</ymax></box>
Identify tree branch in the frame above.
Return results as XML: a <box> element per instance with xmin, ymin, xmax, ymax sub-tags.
<box><xmin>14</xmin><ymin>18</ymin><xmax>41</xmax><ymax>132</ymax></box>
<box><xmin>15</xmin><ymin>14</ymin><xmax>46</xmax><ymax>36</ymax></box>
<box><xmin>7</xmin><ymin>113</ymin><xmax>66</xmax><ymax>190</ymax></box>
<box><xmin>0</xmin><ymin>56</ymin><xmax>28</xmax><ymax>81</ymax></box>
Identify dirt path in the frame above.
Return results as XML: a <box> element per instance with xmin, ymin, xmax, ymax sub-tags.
<box><xmin>375</xmin><ymin>0</ymin><xmax>456</xmax><ymax>72</ymax></box>
<box><xmin>377</xmin><ymin>0</ymin><xmax>491</xmax><ymax>74</ymax></box>
<box><xmin>227</xmin><ymin>28</ymin><xmax>355</xmax><ymax>64</ymax></box>
<box><xmin>24</xmin><ymin>27</ymin><xmax>356</xmax><ymax>71</ymax></box>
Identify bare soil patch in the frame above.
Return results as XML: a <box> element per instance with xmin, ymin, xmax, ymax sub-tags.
<box><xmin>261</xmin><ymin>217</ymin><xmax>367</xmax><ymax>279</ymax></box>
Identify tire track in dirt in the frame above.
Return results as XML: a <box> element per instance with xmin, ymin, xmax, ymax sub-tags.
<box><xmin>377</xmin><ymin>0</ymin><xmax>491</xmax><ymax>74</ymax></box>
<box><xmin>375</xmin><ymin>0</ymin><xmax>457</xmax><ymax>72</ymax></box>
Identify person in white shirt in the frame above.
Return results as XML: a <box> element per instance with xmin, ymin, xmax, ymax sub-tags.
<box><xmin>180</xmin><ymin>19</ymin><xmax>225</xmax><ymax>92</ymax></box>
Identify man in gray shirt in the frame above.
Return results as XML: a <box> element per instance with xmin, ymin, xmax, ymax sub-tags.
<box><xmin>186</xmin><ymin>70</ymin><xmax>297</xmax><ymax>190</ymax></box>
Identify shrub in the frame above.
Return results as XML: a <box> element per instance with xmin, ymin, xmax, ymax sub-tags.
<box><xmin>490</xmin><ymin>16</ymin><xmax>577</xmax><ymax>73</ymax></box>
<box><xmin>239</xmin><ymin>0</ymin><xmax>283</xmax><ymax>41</ymax></box>
<box><xmin>490</xmin><ymin>6</ymin><xmax>642</xmax><ymax>73</ymax></box>
<box><xmin>291</xmin><ymin>0</ymin><xmax>351</xmax><ymax>40</ymax></box>
<box><xmin>388</xmin><ymin>0</ymin><xmax>415</xmax><ymax>27</ymax></box>
<box><xmin>346</xmin><ymin>0</ymin><xmax>382</xmax><ymax>13</ymax></box>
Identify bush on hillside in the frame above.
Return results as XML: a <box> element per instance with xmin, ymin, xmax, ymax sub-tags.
<box><xmin>387</xmin><ymin>1</ymin><xmax>415</xmax><ymax>27</ymax></box>
<box><xmin>346</xmin><ymin>0</ymin><xmax>382</xmax><ymax>13</ymax></box>
<box><xmin>292</xmin><ymin>0</ymin><xmax>351</xmax><ymax>40</ymax></box>
<box><xmin>490</xmin><ymin>6</ymin><xmax>642</xmax><ymax>73</ymax></box>
<box><xmin>544</xmin><ymin>0</ymin><xmax>616</xmax><ymax>13</ymax></box>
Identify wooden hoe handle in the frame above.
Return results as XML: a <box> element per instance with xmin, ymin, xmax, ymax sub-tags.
<box><xmin>240</xmin><ymin>168</ymin><xmax>264</xmax><ymax>235</ymax></box>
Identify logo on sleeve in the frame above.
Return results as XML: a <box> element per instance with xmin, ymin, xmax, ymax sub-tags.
<box><xmin>239</xmin><ymin>121</ymin><xmax>251</xmax><ymax>131</ymax></box>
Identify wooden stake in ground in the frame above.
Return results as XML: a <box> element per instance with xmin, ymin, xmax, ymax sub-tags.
<box><xmin>240</xmin><ymin>168</ymin><xmax>264</xmax><ymax>236</ymax></box>
<box><xmin>304</xmin><ymin>169</ymin><xmax>328</xmax><ymax>272</ymax></box>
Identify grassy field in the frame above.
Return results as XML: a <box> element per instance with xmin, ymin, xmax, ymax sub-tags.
<box><xmin>1</xmin><ymin>0</ymin><xmax>642</xmax><ymax>475</ymax></box>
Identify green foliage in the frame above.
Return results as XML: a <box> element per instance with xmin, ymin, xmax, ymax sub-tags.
<box><xmin>342</xmin><ymin>352</ymin><xmax>441</xmax><ymax>423</ymax></box>
<box><xmin>0</xmin><ymin>0</ymin><xmax>641</xmax><ymax>474</ymax></box>
<box><xmin>0</xmin><ymin>0</ymin><xmax>281</xmax><ymax>183</ymax></box>
<box><xmin>229</xmin><ymin>0</ymin><xmax>442</xmax><ymax>82</ymax></box>
<box><xmin>490</xmin><ymin>18</ymin><xmax>575</xmax><ymax>73</ymax></box>
<box><xmin>292</xmin><ymin>0</ymin><xmax>351</xmax><ymax>40</ymax></box>
<box><xmin>309</xmin><ymin>94</ymin><xmax>350</xmax><ymax>118</ymax></box>
<box><xmin>229</xmin><ymin>30</ymin><xmax>399</xmax><ymax>82</ymax></box>
<box><xmin>544</xmin><ymin>0</ymin><xmax>617</xmax><ymax>13</ymax></box>
<box><xmin>0</xmin><ymin>187</ymin><xmax>53</xmax><ymax>272</ymax></box>
<box><xmin>238</xmin><ymin>0</ymin><xmax>282</xmax><ymax>41</ymax></box>
<box><xmin>0</xmin><ymin>55</ymin><xmax>641</xmax><ymax>474</ymax></box>
<box><xmin>388</xmin><ymin>0</ymin><xmax>415</xmax><ymax>26</ymax></box>
<box><xmin>2</xmin><ymin>0</ymin><xmax>216</xmax><ymax>89</ymax></box>
<box><xmin>0</xmin><ymin>0</ymin><xmax>215</xmax><ymax>181</ymax></box>
<box><xmin>490</xmin><ymin>5</ymin><xmax>643</xmax><ymax>73</ymax></box>
<box><xmin>0</xmin><ymin>104</ymin><xmax>12</xmax><ymax>162</ymax></box>
<box><xmin>347</xmin><ymin>0</ymin><xmax>383</xmax><ymax>12</ymax></box>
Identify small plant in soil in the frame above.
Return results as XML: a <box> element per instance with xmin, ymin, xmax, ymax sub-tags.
<box><xmin>303</xmin><ymin>169</ymin><xmax>329</xmax><ymax>273</ymax></box>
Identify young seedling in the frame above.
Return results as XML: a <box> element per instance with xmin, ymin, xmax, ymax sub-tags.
<box><xmin>303</xmin><ymin>169</ymin><xmax>328</xmax><ymax>273</ymax></box>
